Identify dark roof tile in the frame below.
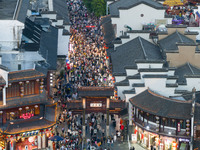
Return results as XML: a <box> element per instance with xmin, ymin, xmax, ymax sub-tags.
<box><xmin>175</xmin><ymin>63</ymin><xmax>200</xmax><ymax>84</ymax></box>
<box><xmin>8</xmin><ymin>69</ymin><xmax>45</xmax><ymax>83</ymax></box>
<box><xmin>130</xmin><ymin>89</ymin><xmax>192</xmax><ymax>119</ymax></box>
<box><xmin>109</xmin><ymin>0</ymin><xmax>165</xmax><ymax>17</ymax></box>
<box><xmin>78</xmin><ymin>87</ymin><xmax>114</xmax><ymax>97</ymax></box>
<box><xmin>111</xmin><ymin>36</ymin><xmax>162</xmax><ymax>74</ymax></box>
<box><xmin>159</xmin><ymin>31</ymin><xmax>195</xmax><ymax>51</ymax></box>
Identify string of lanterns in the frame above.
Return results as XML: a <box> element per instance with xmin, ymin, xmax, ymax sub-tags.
<box><xmin>186</xmin><ymin>119</ymin><xmax>190</xmax><ymax>135</ymax></box>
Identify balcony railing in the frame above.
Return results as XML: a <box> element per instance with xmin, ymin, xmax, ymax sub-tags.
<box><xmin>134</xmin><ymin>117</ymin><xmax>189</xmax><ymax>138</ymax></box>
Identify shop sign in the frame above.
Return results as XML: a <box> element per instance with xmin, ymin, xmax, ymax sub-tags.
<box><xmin>194</xmin><ymin>126</ymin><xmax>197</xmax><ymax>139</ymax></box>
<box><xmin>20</xmin><ymin>113</ymin><xmax>34</xmax><ymax>119</ymax></box>
<box><xmin>172</xmin><ymin>141</ymin><xmax>177</xmax><ymax>150</ymax></box>
<box><xmin>131</xmin><ymin>134</ymin><xmax>137</xmax><ymax>142</ymax></box>
<box><xmin>22</xmin><ymin>130</ymin><xmax>39</xmax><ymax>138</ymax></box>
<box><xmin>90</xmin><ymin>103</ymin><xmax>102</xmax><ymax>107</ymax></box>
<box><xmin>177</xmin><ymin>122</ymin><xmax>181</xmax><ymax>132</ymax></box>
<box><xmin>179</xmin><ymin>138</ymin><xmax>190</xmax><ymax>142</ymax></box>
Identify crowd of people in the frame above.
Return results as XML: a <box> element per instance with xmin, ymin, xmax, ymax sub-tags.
<box><xmin>53</xmin><ymin>0</ymin><xmax>123</xmax><ymax>149</ymax></box>
<box><xmin>66</xmin><ymin>0</ymin><xmax>114</xmax><ymax>91</ymax></box>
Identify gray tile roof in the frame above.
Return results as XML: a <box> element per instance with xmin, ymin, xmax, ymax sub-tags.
<box><xmin>182</xmin><ymin>91</ymin><xmax>200</xmax><ymax>104</ymax></box>
<box><xmin>8</xmin><ymin>69</ymin><xmax>45</xmax><ymax>83</ymax></box>
<box><xmin>109</xmin><ymin>0</ymin><xmax>165</xmax><ymax>17</ymax></box>
<box><xmin>53</xmin><ymin>0</ymin><xmax>71</xmax><ymax>25</ymax></box>
<box><xmin>159</xmin><ymin>31</ymin><xmax>195</xmax><ymax>51</ymax></box>
<box><xmin>175</xmin><ymin>63</ymin><xmax>200</xmax><ymax>84</ymax></box>
<box><xmin>0</xmin><ymin>64</ymin><xmax>8</xmax><ymax>71</ymax></box>
<box><xmin>130</xmin><ymin>89</ymin><xmax>192</xmax><ymax>119</ymax></box>
<box><xmin>35</xmin><ymin>61</ymin><xmax>49</xmax><ymax>76</ymax></box>
<box><xmin>4</xmin><ymin>118</ymin><xmax>55</xmax><ymax>134</ymax></box>
<box><xmin>111</xmin><ymin>36</ymin><xmax>163</xmax><ymax>74</ymax></box>
<box><xmin>39</xmin><ymin>25</ymin><xmax>58</xmax><ymax>70</ymax></box>
<box><xmin>78</xmin><ymin>87</ymin><xmax>114</xmax><ymax>97</ymax></box>
<box><xmin>0</xmin><ymin>0</ymin><xmax>17</xmax><ymax>19</ymax></box>
<box><xmin>101</xmin><ymin>15</ymin><xmax>115</xmax><ymax>45</ymax></box>
<box><xmin>123</xmin><ymin>89</ymin><xmax>136</xmax><ymax>94</ymax></box>
<box><xmin>34</xmin><ymin>17</ymin><xmax>51</xmax><ymax>26</ymax></box>
<box><xmin>17</xmin><ymin>0</ymin><xmax>30</xmax><ymax>23</ymax></box>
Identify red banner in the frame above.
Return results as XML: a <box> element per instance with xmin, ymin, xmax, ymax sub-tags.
<box><xmin>177</xmin><ymin>122</ymin><xmax>181</xmax><ymax>132</ymax></box>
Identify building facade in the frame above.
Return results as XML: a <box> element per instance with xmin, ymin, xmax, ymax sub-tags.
<box><xmin>0</xmin><ymin>68</ymin><xmax>56</xmax><ymax>150</ymax></box>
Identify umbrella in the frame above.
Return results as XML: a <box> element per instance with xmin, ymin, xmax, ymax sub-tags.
<box><xmin>49</xmin><ymin>135</ymin><xmax>64</xmax><ymax>141</ymax></box>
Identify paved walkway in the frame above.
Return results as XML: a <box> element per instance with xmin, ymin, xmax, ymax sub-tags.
<box><xmin>130</xmin><ymin>142</ymin><xmax>147</xmax><ymax>150</ymax></box>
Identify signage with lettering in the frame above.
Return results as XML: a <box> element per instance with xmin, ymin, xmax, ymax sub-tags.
<box><xmin>22</xmin><ymin>130</ymin><xmax>39</xmax><ymax>138</ymax></box>
<box><xmin>172</xmin><ymin>141</ymin><xmax>177</xmax><ymax>150</ymax></box>
<box><xmin>178</xmin><ymin>122</ymin><xmax>181</xmax><ymax>132</ymax></box>
<box><xmin>90</xmin><ymin>103</ymin><xmax>102</xmax><ymax>107</ymax></box>
<box><xmin>20</xmin><ymin>113</ymin><xmax>34</xmax><ymax>119</ymax></box>
<box><xmin>131</xmin><ymin>134</ymin><xmax>137</xmax><ymax>142</ymax></box>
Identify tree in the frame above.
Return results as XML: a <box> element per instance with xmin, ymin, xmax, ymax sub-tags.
<box><xmin>83</xmin><ymin>0</ymin><xmax>93</xmax><ymax>13</ymax></box>
<box><xmin>83</xmin><ymin>0</ymin><xmax>106</xmax><ymax>17</ymax></box>
<box><xmin>92</xmin><ymin>0</ymin><xmax>106</xmax><ymax>17</ymax></box>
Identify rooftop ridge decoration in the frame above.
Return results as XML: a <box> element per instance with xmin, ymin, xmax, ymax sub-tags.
<box><xmin>176</xmin><ymin>30</ymin><xmax>183</xmax><ymax>43</ymax></box>
<box><xmin>8</xmin><ymin>69</ymin><xmax>45</xmax><ymax>83</ymax></box>
<box><xmin>78</xmin><ymin>86</ymin><xmax>114</xmax><ymax>91</ymax></box>
<box><xmin>9</xmin><ymin>69</ymin><xmax>35</xmax><ymax>74</ymax></box>
<box><xmin>139</xmin><ymin>36</ymin><xmax>147</xmax><ymax>60</ymax></box>
<box><xmin>188</xmin><ymin>62</ymin><xmax>195</xmax><ymax>75</ymax></box>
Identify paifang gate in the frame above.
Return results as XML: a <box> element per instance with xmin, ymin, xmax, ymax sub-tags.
<box><xmin>65</xmin><ymin>86</ymin><xmax>126</xmax><ymax>115</ymax></box>
<box><xmin>65</xmin><ymin>86</ymin><xmax>126</xmax><ymax>137</ymax></box>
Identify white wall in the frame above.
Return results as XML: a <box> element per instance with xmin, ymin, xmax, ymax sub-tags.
<box><xmin>185</xmin><ymin>78</ymin><xmax>200</xmax><ymax>91</ymax></box>
<box><xmin>129</xmin><ymin>79</ymin><xmax>143</xmax><ymax>87</ymax></box>
<box><xmin>137</xmin><ymin>63</ymin><xmax>163</xmax><ymax>69</ymax></box>
<box><xmin>134</xmin><ymin>87</ymin><xmax>147</xmax><ymax>95</ymax></box>
<box><xmin>140</xmin><ymin>72</ymin><xmax>168</xmax><ymax>77</ymax></box>
<box><xmin>64</xmin><ymin>25</ymin><xmax>70</xmax><ymax>31</ymax></box>
<box><xmin>117</xmin><ymin>86</ymin><xmax>131</xmax><ymax>99</ymax></box>
<box><xmin>57</xmin><ymin>29</ymin><xmax>70</xmax><ymax>56</ymax></box>
<box><xmin>115</xmin><ymin>33</ymin><xmax>152</xmax><ymax>46</ymax></box>
<box><xmin>126</xmin><ymin>69</ymin><xmax>138</xmax><ymax>76</ymax></box>
<box><xmin>166</xmin><ymin>79</ymin><xmax>176</xmax><ymax>84</ymax></box>
<box><xmin>111</xmin><ymin>4</ymin><xmax>166</xmax><ymax>37</ymax></box>
<box><xmin>53</xmin><ymin>20</ymin><xmax>64</xmax><ymax>26</ymax></box>
<box><xmin>144</xmin><ymin>78</ymin><xmax>175</xmax><ymax>97</ymax></box>
<box><xmin>115</xmin><ymin>76</ymin><xmax>126</xmax><ymax>82</ymax></box>
<box><xmin>129</xmin><ymin>33</ymin><xmax>152</xmax><ymax>43</ymax></box>
<box><xmin>41</xmin><ymin>14</ymin><xmax>57</xmax><ymax>20</ymax></box>
<box><xmin>0</xmin><ymin>20</ymin><xmax>24</xmax><ymax>50</ymax></box>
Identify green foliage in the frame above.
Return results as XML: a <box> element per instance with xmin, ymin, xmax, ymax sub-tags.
<box><xmin>83</xmin><ymin>0</ymin><xmax>106</xmax><ymax>17</ymax></box>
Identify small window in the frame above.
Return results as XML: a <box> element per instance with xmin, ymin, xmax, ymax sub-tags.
<box><xmin>18</xmin><ymin>64</ymin><xmax>21</xmax><ymax>70</ymax></box>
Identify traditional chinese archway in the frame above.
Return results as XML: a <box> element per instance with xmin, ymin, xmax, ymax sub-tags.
<box><xmin>65</xmin><ymin>86</ymin><xmax>126</xmax><ymax>137</ymax></box>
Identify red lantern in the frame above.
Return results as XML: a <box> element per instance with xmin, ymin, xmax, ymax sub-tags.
<box><xmin>134</xmin><ymin>129</ymin><xmax>137</xmax><ymax>134</ymax></box>
<box><xmin>141</xmin><ymin>134</ymin><xmax>144</xmax><ymax>140</ymax></box>
<box><xmin>120</xmin><ymin>125</ymin><xmax>124</xmax><ymax>130</ymax></box>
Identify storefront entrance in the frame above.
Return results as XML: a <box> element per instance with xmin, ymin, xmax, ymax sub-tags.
<box><xmin>16</xmin><ymin>138</ymin><xmax>37</xmax><ymax>150</ymax></box>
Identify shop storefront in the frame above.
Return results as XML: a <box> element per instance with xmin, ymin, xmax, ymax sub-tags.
<box><xmin>1</xmin><ymin>128</ymin><xmax>54</xmax><ymax>150</ymax></box>
<box><xmin>134</xmin><ymin>126</ymin><xmax>181</xmax><ymax>150</ymax></box>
